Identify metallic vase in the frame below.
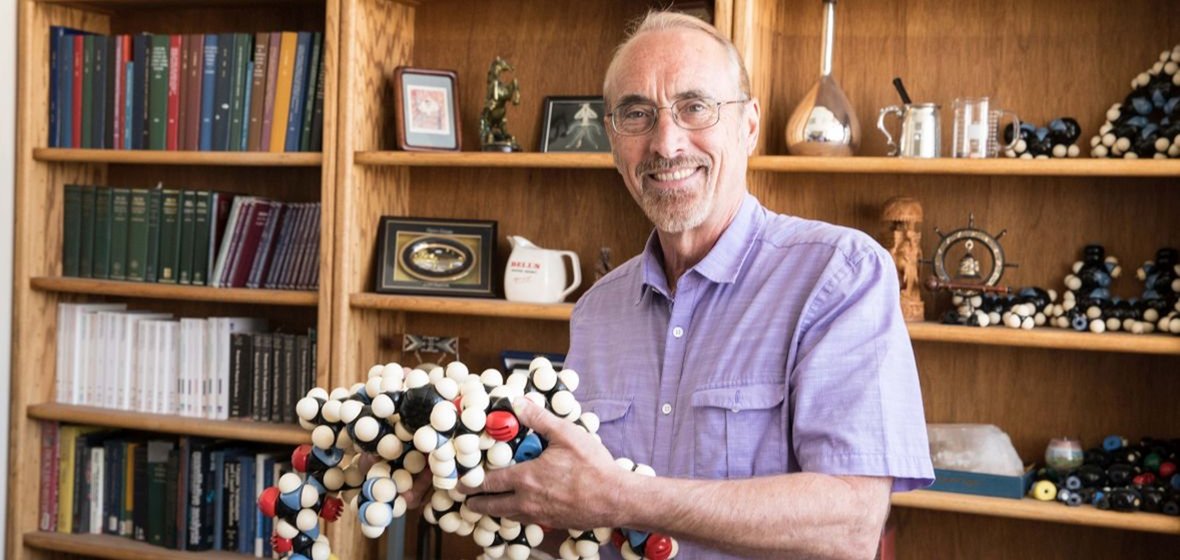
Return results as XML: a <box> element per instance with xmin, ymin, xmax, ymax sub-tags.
<box><xmin>786</xmin><ymin>0</ymin><xmax>860</xmax><ymax>156</ymax></box>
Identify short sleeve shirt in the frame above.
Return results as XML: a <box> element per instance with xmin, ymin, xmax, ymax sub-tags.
<box><xmin>565</xmin><ymin>194</ymin><xmax>934</xmax><ymax>558</ymax></box>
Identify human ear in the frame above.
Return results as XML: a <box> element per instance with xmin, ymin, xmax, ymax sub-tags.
<box><xmin>744</xmin><ymin>98</ymin><xmax>761</xmax><ymax>155</ymax></box>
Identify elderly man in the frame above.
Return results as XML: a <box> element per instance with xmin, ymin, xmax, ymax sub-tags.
<box><xmin>462</xmin><ymin>11</ymin><xmax>933</xmax><ymax>559</ymax></box>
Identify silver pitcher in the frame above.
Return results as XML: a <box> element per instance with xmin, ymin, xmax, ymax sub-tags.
<box><xmin>877</xmin><ymin>103</ymin><xmax>941</xmax><ymax>158</ymax></box>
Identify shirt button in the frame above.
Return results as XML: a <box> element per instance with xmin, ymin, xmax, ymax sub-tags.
<box><xmin>661</xmin><ymin>403</ymin><xmax>672</xmax><ymax>415</ymax></box>
<box><xmin>672</xmin><ymin>326</ymin><xmax>684</xmax><ymax>338</ymax></box>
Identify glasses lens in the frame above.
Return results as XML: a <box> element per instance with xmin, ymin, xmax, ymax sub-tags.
<box><xmin>674</xmin><ymin>98</ymin><xmax>718</xmax><ymax>129</ymax></box>
<box><xmin>614</xmin><ymin>104</ymin><xmax>656</xmax><ymax>135</ymax></box>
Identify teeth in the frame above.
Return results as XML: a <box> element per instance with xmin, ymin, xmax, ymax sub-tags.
<box><xmin>651</xmin><ymin>168</ymin><xmax>696</xmax><ymax>181</ymax></box>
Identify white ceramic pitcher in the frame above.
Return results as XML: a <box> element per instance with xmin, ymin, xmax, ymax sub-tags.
<box><xmin>503</xmin><ymin>236</ymin><xmax>581</xmax><ymax>303</ymax></box>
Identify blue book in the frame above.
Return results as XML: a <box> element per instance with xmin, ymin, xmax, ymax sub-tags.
<box><xmin>239</xmin><ymin>61</ymin><xmax>253</xmax><ymax>151</ymax></box>
<box><xmin>235</xmin><ymin>454</ymin><xmax>255</xmax><ymax>553</ymax></box>
<box><xmin>130</xmin><ymin>33</ymin><xmax>150</xmax><ymax>150</ymax></box>
<box><xmin>284</xmin><ymin>31</ymin><xmax>311</xmax><ymax>152</ymax></box>
<box><xmin>49</xmin><ymin>26</ymin><xmax>83</xmax><ymax>147</ymax></box>
<box><xmin>198</xmin><ymin>34</ymin><xmax>218</xmax><ymax>151</ymax></box>
<box><xmin>210</xmin><ymin>33</ymin><xmax>234</xmax><ymax>151</ymax></box>
<box><xmin>124</xmin><ymin>62</ymin><xmax>134</xmax><ymax>149</ymax></box>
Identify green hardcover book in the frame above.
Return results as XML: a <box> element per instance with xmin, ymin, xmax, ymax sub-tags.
<box><xmin>63</xmin><ymin>184</ymin><xmax>83</xmax><ymax>277</ymax></box>
<box><xmin>227</xmin><ymin>33</ymin><xmax>251</xmax><ymax>152</ymax></box>
<box><xmin>156</xmin><ymin>189</ymin><xmax>181</xmax><ymax>283</ymax></box>
<box><xmin>79</xmin><ymin>186</ymin><xmax>97</xmax><ymax>278</ymax></box>
<box><xmin>145</xmin><ymin>187</ymin><xmax>162</xmax><ymax>283</ymax></box>
<box><xmin>298</xmin><ymin>32</ymin><xmax>321</xmax><ymax>152</ymax></box>
<box><xmin>145</xmin><ymin>439</ymin><xmax>173</xmax><ymax>546</ymax></box>
<box><xmin>177</xmin><ymin>190</ymin><xmax>196</xmax><ymax>284</ymax></box>
<box><xmin>81</xmin><ymin>35</ymin><xmax>94</xmax><ymax>149</ymax></box>
<box><xmin>191</xmin><ymin>191</ymin><xmax>212</xmax><ymax>286</ymax></box>
<box><xmin>109</xmin><ymin>188</ymin><xmax>131</xmax><ymax>280</ymax></box>
<box><xmin>92</xmin><ymin>186</ymin><xmax>112</xmax><ymax>279</ymax></box>
<box><xmin>126</xmin><ymin>189</ymin><xmax>149</xmax><ymax>281</ymax></box>
<box><xmin>147</xmin><ymin>35</ymin><xmax>170</xmax><ymax>151</ymax></box>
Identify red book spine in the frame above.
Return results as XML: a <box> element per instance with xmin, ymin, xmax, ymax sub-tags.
<box><xmin>227</xmin><ymin>200</ymin><xmax>274</xmax><ymax>288</ymax></box>
<box><xmin>185</xmin><ymin>34</ymin><xmax>205</xmax><ymax>151</ymax></box>
<box><xmin>38</xmin><ymin>422</ymin><xmax>59</xmax><ymax>532</ymax></box>
<box><xmin>176</xmin><ymin>35</ymin><xmax>189</xmax><ymax>150</ymax></box>
<box><xmin>166</xmin><ymin>34</ymin><xmax>181</xmax><ymax>150</ymax></box>
<box><xmin>112</xmin><ymin>35</ymin><xmax>124</xmax><ymax>150</ymax></box>
<box><xmin>71</xmin><ymin>35</ymin><xmax>84</xmax><ymax>148</ymax></box>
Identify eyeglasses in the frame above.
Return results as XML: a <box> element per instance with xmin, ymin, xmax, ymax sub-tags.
<box><xmin>607</xmin><ymin>97</ymin><xmax>748</xmax><ymax>136</ymax></box>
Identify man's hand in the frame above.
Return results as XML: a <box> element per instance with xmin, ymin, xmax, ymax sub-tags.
<box><xmin>461</xmin><ymin>397</ymin><xmax>627</xmax><ymax>529</ymax></box>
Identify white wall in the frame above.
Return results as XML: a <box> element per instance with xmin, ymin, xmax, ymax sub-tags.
<box><xmin>0</xmin><ymin>0</ymin><xmax>16</xmax><ymax>551</ymax></box>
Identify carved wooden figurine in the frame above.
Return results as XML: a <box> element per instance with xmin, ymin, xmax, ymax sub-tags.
<box><xmin>883</xmin><ymin>196</ymin><xmax>925</xmax><ymax>321</ymax></box>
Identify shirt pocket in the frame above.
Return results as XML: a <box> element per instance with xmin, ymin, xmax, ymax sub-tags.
<box><xmin>580</xmin><ymin>397</ymin><xmax>633</xmax><ymax>462</ymax></box>
<box><xmin>690</xmin><ymin>383</ymin><xmax>786</xmax><ymax>479</ymax></box>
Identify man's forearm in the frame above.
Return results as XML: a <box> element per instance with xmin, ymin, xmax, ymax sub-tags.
<box><xmin>613</xmin><ymin>473</ymin><xmax>892</xmax><ymax>559</ymax></box>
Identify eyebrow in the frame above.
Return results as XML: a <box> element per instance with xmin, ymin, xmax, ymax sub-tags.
<box><xmin>612</xmin><ymin>90</ymin><xmax>714</xmax><ymax>107</ymax></box>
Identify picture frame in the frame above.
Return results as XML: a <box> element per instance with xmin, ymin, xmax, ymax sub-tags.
<box><xmin>374</xmin><ymin>217</ymin><xmax>497</xmax><ymax>297</ymax></box>
<box><xmin>394</xmin><ymin>67</ymin><xmax>461</xmax><ymax>151</ymax></box>
<box><xmin>539</xmin><ymin>96</ymin><xmax>610</xmax><ymax>153</ymax></box>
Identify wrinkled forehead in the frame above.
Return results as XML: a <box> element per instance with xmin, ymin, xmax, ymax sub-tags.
<box><xmin>603</xmin><ymin>29</ymin><xmax>741</xmax><ymax>107</ymax></box>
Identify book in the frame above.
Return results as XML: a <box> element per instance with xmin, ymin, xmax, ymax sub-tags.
<box><xmin>198</xmin><ymin>34</ymin><xmax>218</xmax><ymax>151</ymax></box>
<box><xmin>246</xmin><ymin>202</ymin><xmax>285</xmax><ymax>289</ymax></box>
<box><xmin>90</xmin><ymin>35</ymin><xmax>107</xmax><ymax>149</ymax></box>
<box><xmin>299</xmin><ymin>32</ymin><xmax>321</xmax><ymax>152</ymax></box>
<box><xmin>260</xmin><ymin>32</ymin><xmax>282</xmax><ymax>151</ymax></box>
<box><xmin>167</xmin><ymin>34</ymin><xmax>182</xmax><ymax>150</ymax></box>
<box><xmin>226</xmin><ymin>199</ymin><xmax>275</xmax><ymax>288</ymax></box>
<box><xmin>113</xmin><ymin>35</ymin><xmax>128</xmax><ymax>150</ymax></box>
<box><xmin>62</xmin><ymin>184</ymin><xmax>82</xmax><ymax>276</ymax></box>
<box><xmin>211</xmin><ymin>33</ymin><xmax>234</xmax><ymax>151</ymax></box>
<box><xmin>108</xmin><ymin>187</ymin><xmax>130</xmax><ymax>280</ymax></box>
<box><xmin>131</xmin><ymin>33</ymin><xmax>150</xmax><ymax>150</ymax></box>
<box><xmin>91</xmin><ymin>186</ymin><xmax>111</xmax><ymax>278</ymax></box>
<box><xmin>147</xmin><ymin>34</ymin><xmax>170</xmax><ymax>150</ymax></box>
<box><xmin>191</xmin><ymin>190</ymin><xmax>212</xmax><ymax>286</ymax></box>
<box><xmin>80</xmin><ymin>35</ymin><xmax>94</xmax><ymax>148</ymax></box>
<box><xmin>228</xmin><ymin>332</ymin><xmax>254</xmax><ymax>419</ymax></box>
<box><xmin>78</xmin><ymin>186</ymin><xmax>97</xmax><ymax>278</ymax></box>
<box><xmin>227</xmin><ymin>33</ymin><xmax>251</xmax><ymax>152</ymax></box>
<box><xmin>125</xmin><ymin>188</ymin><xmax>149</xmax><ymax>281</ymax></box>
<box><xmin>284</xmin><ymin>32</ymin><xmax>311</xmax><ymax>152</ymax></box>
<box><xmin>144</xmin><ymin>186</ymin><xmax>163</xmax><ymax>283</ymax></box>
<box><xmin>309</xmin><ymin>39</ymin><xmax>326</xmax><ymax>152</ymax></box>
<box><xmin>177</xmin><ymin>190</ymin><xmax>196</xmax><ymax>284</ymax></box>
<box><xmin>246</xmin><ymin>32</ymin><xmax>270</xmax><ymax>152</ymax></box>
<box><xmin>185</xmin><ymin>34</ymin><xmax>205</xmax><ymax>151</ymax></box>
<box><xmin>145</xmin><ymin>439</ymin><xmax>174</xmax><ymax>546</ymax></box>
<box><xmin>102</xmin><ymin>35</ymin><xmax>116</xmax><ymax>148</ymax></box>
<box><xmin>155</xmin><ymin>189</ymin><xmax>182</xmax><ymax>283</ymax></box>
<box><xmin>49</xmin><ymin>27</ymin><xmax>84</xmax><ymax>147</ymax></box>
<box><xmin>268</xmin><ymin>32</ymin><xmax>297</xmax><ymax>152</ymax></box>
<box><xmin>38</xmin><ymin>422</ymin><xmax>60</xmax><ymax>531</ymax></box>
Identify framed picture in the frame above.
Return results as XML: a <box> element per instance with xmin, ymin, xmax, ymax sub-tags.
<box><xmin>375</xmin><ymin>217</ymin><xmax>497</xmax><ymax>297</ymax></box>
<box><xmin>501</xmin><ymin>350</ymin><xmax>566</xmax><ymax>377</ymax></box>
<box><xmin>394</xmin><ymin>67</ymin><xmax>461</xmax><ymax>151</ymax></box>
<box><xmin>539</xmin><ymin>96</ymin><xmax>610</xmax><ymax>153</ymax></box>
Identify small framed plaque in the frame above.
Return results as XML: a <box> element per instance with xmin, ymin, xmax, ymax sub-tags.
<box><xmin>394</xmin><ymin>67</ymin><xmax>461</xmax><ymax>151</ymax></box>
<box><xmin>375</xmin><ymin>217</ymin><xmax>497</xmax><ymax>297</ymax></box>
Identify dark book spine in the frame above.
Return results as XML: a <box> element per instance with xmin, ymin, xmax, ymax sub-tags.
<box><xmin>198</xmin><ymin>34</ymin><xmax>218</xmax><ymax>151</ymax></box>
<box><xmin>298</xmin><ymin>32</ymin><xmax>321</xmax><ymax>152</ymax></box>
<box><xmin>62</xmin><ymin>184</ymin><xmax>82</xmax><ymax>277</ymax></box>
<box><xmin>246</xmin><ymin>203</ymin><xmax>284</xmax><ymax>289</ymax></box>
<box><xmin>57</xmin><ymin>31</ymin><xmax>76</xmax><ymax>148</ymax></box>
<box><xmin>163</xmin><ymin>448</ymin><xmax>179</xmax><ymax>549</ymax></box>
<box><xmin>280</xmin><ymin>333</ymin><xmax>296</xmax><ymax>423</ymax></box>
<box><xmin>91</xmin><ymin>186</ymin><xmax>112</xmax><ymax>278</ymax></box>
<box><xmin>296</xmin><ymin>334</ymin><xmax>311</xmax><ymax>407</ymax></box>
<box><xmin>49</xmin><ymin>27</ymin><xmax>65</xmax><ymax>147</ymax></box>
<box><xmin>263</xmin><ymin>202</ymin><xmax>300</xmax><ymax>288</ymax></box>
<box><xmin>90</xmin><ymin>35</ymin><xmax>106</xmax><ymax>149</ymax></box>
<box><xmin>229</xmin><ymin>333</ymin><xmax>254</xmax><ymax>419</ymax></box>
<box><xmin>246</xmin><ymin>33</ymin><xmax>269</xmax><ymax>151</ymax></box>
<box><xmin>80</xmin><ymin>35</ymin><xmax>94</xmax><ymax>149</ymax></box>
<box><xmin>155</xmin><ymin>189</ymin><xmax>181</xmax><ymax>283</ymax></box>
<box><xmin>177</xmin><ymin>190</ymin><xmax>196</xmax><ymax>284</ymax></box>
<box><xmin>251</xmin><ymin>333</ymin><xmax>272</xmax><ymax>422</ymax></box>
<box><xmin>131</xmin><ymin>34</ymin><xmax>149</xmax><ymax>150</ymax></box>
<box><xmin>309</xmin><ymin>39</ymin><xmax>326</xmax><ymax>152</ymax></box>
<box><xmin>147</xmin><ymin>34</ymin><xmax>170</xmax><ymax>150</ymax></box>
<box><xmin>260</xmin><ymin>33</ymin><xmax>281</xmax><ymax>151</ymax></box>
<box><xmin>103</xmin><ymin>35</ymin><xmax>116</xmax><ymax>148</ymax></box>
<box><xmin>144</xmin><ymin>188</ymin><xmax>162</xmax><ymax>282</ymax></box>
<box><xmin>71</xmin><ymin>35</ymin><xmax>83</xmax><ymax>148</ymax></box>
<box><xmin>211</xmin><ymin>33</ymin><xmax>234</xmax><ymax>151</ymax></box>
<box><xmin>125</xmin><ymin>189</ymin><xmax>149</xmax><ymax>281</ymax></box>
<box><xmin>269</xmin><ymin>334</ymin><xmax>283</xmax><ymax>422</ymax></box>
<box><xmin>191</xmin><ymin>191</ymin><xmax>211</xmax><ymax>286</ymax></box>
<box><xmin>227</xmin><ymin>33</ymin><xmax>251</xmax><ymax>152</ymax></box>
<box><xmin>108</xmin><ymin>188</ymin><xmax>130</xmax><ymax>280</ymax></box>
<box><xmin>185</xmin><ymin>34</ymin><xmax>205</xmax><ymax>151</ymax></box>
<box><xmin>132</xmin><ymin>442</ymin><xmax>147</xmax><ymax>540</ymax></box>
<box><xmin>78</xmin><ymin>186</ymin><xmax>97</xmax><ymax>278</ymax></box>
<box><xmin>223</xmin><ymin>460</ymin><xmax>240</xmax><ymax>550</ymax></box>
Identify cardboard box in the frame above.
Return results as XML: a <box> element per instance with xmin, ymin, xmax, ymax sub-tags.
<box><xmin>929</xmin><ymin>466</ymin><xmax>1036</xmax><ymax>499</ymax></box>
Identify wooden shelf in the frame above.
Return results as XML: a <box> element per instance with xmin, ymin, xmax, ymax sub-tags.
<box><xmin>28</xmin><ymin>403</ymin><xmax>308</xmax><ymax>446</ymax></box>
<box><xmin>353</xmin><ymin>151</ymin><xmax>1180</xmax><ymax>177</ymax></box>
<box><xmin>350</xmin><ymin>292</ymin><xmax>574</xmax><ymax>321</ymax></box>
<box><xmin>354</xmin><ymin>151</ymin><xmax>615</xmax><ymax>169</ymax></box>
<box><xmin>907</xmin><ymin>322</ymin><xmax>1180</xmax><ymax>355</ymax></box>
<box><xmin>892</xmin><ymin>490</ymin><xmax>1180</xmax><ymax>535</ymax></box>
<box><xmin>31</xmin><ymin>277</ymin><xmax>318</xmax><ymax>306</ymax></box>
<box><xmin>32</xmin><ymin>148</ymin><xmax>322</xmax><ymax>167</ymax></box>
<box><xmin>24</xmin><ymin>532</ymin><xmax>254</xmax><ymax>559</ymax></box>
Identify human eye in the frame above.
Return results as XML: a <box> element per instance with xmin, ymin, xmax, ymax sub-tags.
<box><xmin>620</xmin><ymin>104</ymin><xmax>655</xmax><ymax>121</ymax></box>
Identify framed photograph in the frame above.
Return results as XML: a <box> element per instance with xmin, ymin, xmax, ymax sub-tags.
<box><xmin>539</xmin><ymin>96</ymin><xmax>610</xmax><ymax>153</ymax></box>
<box><xmin>394</xmin><ymin>67</ymin><xmax>461</xmax><ymax>151</ymax></box>
<box><xmin>501</xmin><ymin>350</ymin><xmax>567</xmax><ymax>377</ymax></box>
<box><xmin>375</xmin><ymin>217</ymin><xmax>497</xmax><ymax>297</ymax></box>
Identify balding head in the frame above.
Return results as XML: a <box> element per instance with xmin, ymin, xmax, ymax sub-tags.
<box><xmin>603</xmin><ymin>11</ymin><xmax>750</xmax><ymax>107</ymax></box>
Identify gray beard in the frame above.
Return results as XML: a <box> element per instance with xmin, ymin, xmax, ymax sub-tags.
<box><xmin>640</xmin><ymin>186</ymin><xmax>711</xmax><ymax>233</ymax></box>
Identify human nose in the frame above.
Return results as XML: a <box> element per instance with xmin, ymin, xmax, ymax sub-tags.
<box><xmin>647</xmin><ymin>107</ymin><xmax>689</xmax><ymax>157</ymax></box>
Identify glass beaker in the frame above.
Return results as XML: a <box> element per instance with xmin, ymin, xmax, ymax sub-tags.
<box><xmin>952</xmin><ymin>97</ymin><xmax>1020</xmax><ymax>158</ymax></box>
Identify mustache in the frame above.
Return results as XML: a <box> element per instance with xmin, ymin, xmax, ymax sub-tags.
<box><xmin>636</xmin><ymin>156</ymin><xmax>710</xmax><ymax>175</ymax></box>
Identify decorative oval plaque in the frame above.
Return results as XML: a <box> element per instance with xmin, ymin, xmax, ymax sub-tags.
<box><xmin>399</xmin><ymin>236</ymin><xmax>476</xmax><ymax>282</ymax></box>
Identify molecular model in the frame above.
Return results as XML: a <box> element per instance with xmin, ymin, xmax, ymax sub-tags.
<box><xmin>258</xmin><ymin>358</ymin><xmax>680</xmax><ymax>560</ymax></box>
<box><xmin>1003</xmin><ymin>118</ymin><xmax>1082</xmax><ymax>159</ymax></box>
<box><xmin>1031</xmin><ymin>435</ymin><xmax>1180</xmax><ymax>516</ymax></box>
<box><xmin>1090</xmin><ymin>44</ymin><xmax>1180</xmax><ymax>159</ymax></box>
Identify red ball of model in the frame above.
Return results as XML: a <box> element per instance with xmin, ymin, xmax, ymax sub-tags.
<box><xmin>486</xmin><ymin>410</ymin><xmax>520</xmax><ymax>442</ymax></box>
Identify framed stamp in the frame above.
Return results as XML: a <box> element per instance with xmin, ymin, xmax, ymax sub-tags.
<box><xmin>375</xmin><ymin>217</ymin><xmax>497</xmax><ymax>297</ymax></box>
<box><xmin>394</xmin><ymin>67</ymin><xmax>461</xmax><ymax>151</ymax></box>
<box><xmin>539</xmin><ymin>96</ymin><xmax>610</xmax><ymax>153</ymax></box>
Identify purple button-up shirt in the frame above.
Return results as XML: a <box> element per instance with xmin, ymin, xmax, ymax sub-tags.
<box><xmin>566</xmin><ymin>194</ymin><xmax>933</xmax><ymax>557</ymax></box>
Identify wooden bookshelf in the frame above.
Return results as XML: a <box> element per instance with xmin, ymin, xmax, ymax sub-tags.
<box><xmin>349</xmin><ymin>292</ymin><xmax>574</xmax><ymax>321</ymax></box>
<box><xmin>24</xmin><ymin>532</ymin><xmax>256</xmax><ymax>559</ymax></box>
<box><xmin>33</xmin><ymin>148</ymin><xmax>323</xmax><ymax>167</ymax></box>
<box><xmin>892</xmin><ymin>490</ymin><xmax>1180</xmax><ymax>535</ymax></box>
<box><xmin>31</xmin><ymin>276</ymin><xmax>319</xmax><ymax>306</ymax></box>
<box><xmin>27</xmin><ymin>403</ymin><xmax>309</xmax><ymax>446</ymax></box>
<box><xmin>906</xmin><ymin>322</ymin><xmax>1180</xmax><ymax>356</ymax></box>
<box><xmin>354</xmin><ymin>150</ymin><xmax>615</xmax><ymax>169</ymax></box>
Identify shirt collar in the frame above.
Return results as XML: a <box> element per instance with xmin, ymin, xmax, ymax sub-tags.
<box><xmin>636</xmin><ymin>193</ymin><xmax>763</xmax><ymax>304</ymax></box>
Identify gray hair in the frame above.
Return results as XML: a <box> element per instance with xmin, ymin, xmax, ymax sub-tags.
<box><xmin>603</xmin><ymin>10</ymin><xmax>751</xmax><ymax>105</ymax></box>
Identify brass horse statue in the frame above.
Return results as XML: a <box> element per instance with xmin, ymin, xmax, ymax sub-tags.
<box><xmin>480</xmin><ymin>57</ymin><xmax>522</xmax><ymax>151</ymax></box>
